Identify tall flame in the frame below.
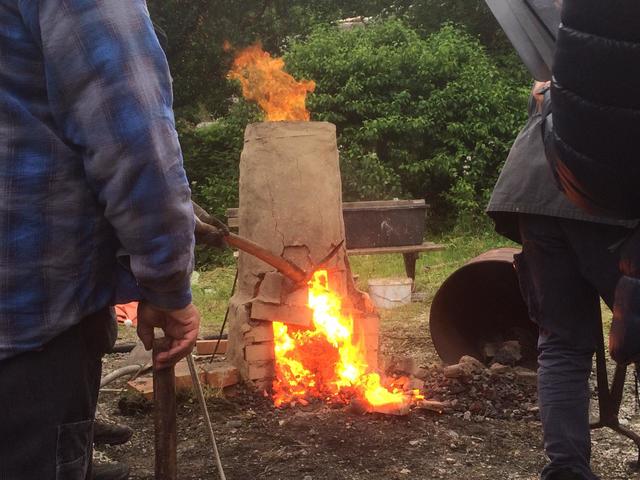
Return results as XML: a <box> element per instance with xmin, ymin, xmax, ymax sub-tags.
<box><xmin>273</xmin><ymin>271</ymin><xmax>421</xmax><ymax>411</ymax></box>
<box><xmin>228</xmin><ymin>43</ymin><xmax>316</xmax><ymax>121</ymax></box>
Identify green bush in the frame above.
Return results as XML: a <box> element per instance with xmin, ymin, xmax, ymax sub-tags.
<box><xmin>179</xmin><ymin>101</ymin><xmax>260</xmax><ymax>215</ymax></box>
<box><xmin>285</xmin><ymin>20</ymin><xmax>528</xmax><ymax>229</ymax></box>
<box><xmin>148</xmin><ymin>0</ymin><xmax>394</xmax><ymax>116</ymax></box>
<box><xmin>178</xmin><ymin>101</ymin><xmax>262</xmax><ymax>267</ymax></box>
<box><xmin>181</xmin><ymin>19</ymin><xmax>530</xmax><ymax>260</ymax></box>
<box><xmin>340</xmin><ymin>144</ymin><xmax>403</xmax><ymax>201</ymax></box>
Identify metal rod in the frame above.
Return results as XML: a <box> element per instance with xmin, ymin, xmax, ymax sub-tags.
<box><xmin>194</xmin><ymin>213</ymin><xmax>307</xmax><ymax>284</ymax></box>
<box><xmin>153</xmin><ymin>339</ymin><xmax>177</xmax><ymax>480</ymax></box>
<box><xmin>193</xmin><ymin>200</ymin><xmax>345</xmax><ymax>286</ymax></box>
<box><xmin>225</xmin><ymin>232</ymin><xmax>307</xmax><ymax>284</ymax></box>
<box><xmin>610</xmin><ymin>363</ymin><xmax>628</xmax><ymax>416</ymax></box>
<box><xmin>590</xmin><ymin>318</ymin><xmax>640</xmax><ymax>467</ymax></box>
<box><xmin>208</xmin><ymin>269</ymin><xmax>238</xmax><ymax>364</ymax></box>
<box><xmin>186</xmin><ymin>355</ymin><xmax>227</xmax><ymax>480</ymax></box>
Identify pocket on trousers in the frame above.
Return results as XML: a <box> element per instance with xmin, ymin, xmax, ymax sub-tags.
<box><xmin>56</xmin><ymin>419</ymin><xmax>93</xmax><ymax>480</ymax></box>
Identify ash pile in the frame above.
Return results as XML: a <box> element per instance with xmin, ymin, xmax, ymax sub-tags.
<box><xmin>383</xmin><ymin>343</ymin><xmax>539</xmax><ymax>421</ymax></box>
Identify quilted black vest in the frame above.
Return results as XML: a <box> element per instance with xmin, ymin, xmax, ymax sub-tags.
<box><xmin>545</xmin><ymin>0</ymin><xmax>640</xmax><ymax>219</ymax></box>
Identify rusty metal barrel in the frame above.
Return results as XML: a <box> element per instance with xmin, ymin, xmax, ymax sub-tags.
<box><xmin>429</xmin><ymin>248</ymin><xmax>538</xmax><ymax>366</ymax></box>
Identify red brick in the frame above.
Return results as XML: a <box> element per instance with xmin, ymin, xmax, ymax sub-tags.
<box><xmin>244</xmin><ymin>323</ymin><xmax>274</xmax><ymax>343</ymax></box>
<box><xmin>248</xmin><ymin>361</ymin><xmax>275</xmax><ymax>381</ymax></box>
<box><xmin>201</xmin><ymin>364</ymin><xmax>240</xmax><ymax>388</ymax></box>
<box><xmin>245</xmin><ymin>343</ymin><xmax>275</xmax><ymax>362</ymax></box>
<box><xmin>284</xmin><ymin>286</ymin><xmax>308</xmax><ymax>307</ymax></box>
<box><xmin>127</xmin><ymin>377</ymin><xmax>154</xmax><ymax>400</ymax></box>
<box><xmin>127</xmin><ymin>364</ymin><xmax>239</xmax><ymax>397</ymax></box>
<box><xmin>250</xmin><ymin>301</ymin><xmax>313</xmax><ymax>327</ymax></box>
<box><xmin>196</xmin><ymin>339</ymin><xmax>228</xmax><ymax>356</ymax></box>
<box><xmin>173</xmin><ymin>359</ymin><xmax>205</xmax><ymax>391</ymax></box>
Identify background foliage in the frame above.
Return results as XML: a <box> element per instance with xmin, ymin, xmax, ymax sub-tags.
<box><xmin>148</xmin><ymin>0</ymin><xmax>406</xmax><ymax>116</ymax></box>
<box><xmin>147</xmin><ymin>0</ymin><xmax>531</xmax><ymax>240</ymax></box>
<box><xmin>286</xmin><ymin>21</ymin><xmax>527</xmax><ymax>225</ymax></box>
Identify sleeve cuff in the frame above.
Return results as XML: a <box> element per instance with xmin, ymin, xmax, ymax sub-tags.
<box><xmin>139</xmin><ymin>281</ymin><xmax>192</xmax><ymax>310</ymax></box>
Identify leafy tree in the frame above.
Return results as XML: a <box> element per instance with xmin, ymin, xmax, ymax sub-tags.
<box><xmin>148</xmin><ymin>0</ymin><xmax>528</xmax><ymax>117</ymax></box>
<box><xmin>147</xmin><ymin>0</ymin><xmax>396</xmax><ymax>116</ymax></box>
<box><xmin>286</xmin><ymin>20</ymin><xmax>528</xmax><ymax>226</ymax></box>
<box><xmin>385</xmin><ymin>0</ymin><xmax>504</xmax><ymax>47</ymax></box>
<box><xmin>385</xmin><ymin>1</ymin><xmax>529</xmax><ymax>84</ymax></box>
<box><xmin>179</xmin><ymin>100</ymin><xmax>262</xmax><ymax>218</ymax></box>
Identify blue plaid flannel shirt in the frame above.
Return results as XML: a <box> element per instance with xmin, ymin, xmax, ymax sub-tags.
<box><xmin>0</xmin><ymin>0</ymin><xmax>195</xmax><ymax>360</ymax></box>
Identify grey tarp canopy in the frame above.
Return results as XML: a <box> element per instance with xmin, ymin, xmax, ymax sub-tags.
<box><xmin>485</xmin><ymin>0</ymin><xmax>560</xmax><ymax>81</ymax></box>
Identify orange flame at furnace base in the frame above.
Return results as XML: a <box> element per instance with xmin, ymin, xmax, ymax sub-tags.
<box><xmin>272</xmin><ymin>270</ymin><xmax>421</xmax><ymax>412</ymax></box>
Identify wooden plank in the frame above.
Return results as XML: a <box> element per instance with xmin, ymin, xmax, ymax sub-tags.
<box><xmin>226</xmin><ymin>201</ymin><xmax>429</xmax><ymax>220</ymax></box>
<box><xmin>342</xmin><ymin>199</ymin><xmax>426</xmax><ymax>210</ymax></box>
<box><xmin>347</xmin><ymin>242</ymin><xmax>446</xmax><ymax>256</ymax></box>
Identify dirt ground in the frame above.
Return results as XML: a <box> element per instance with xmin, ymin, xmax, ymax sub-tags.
<box><xmin>97</xmin><ymin>312</ymin><xmax>640</xmax><ymax>480</ymax></box>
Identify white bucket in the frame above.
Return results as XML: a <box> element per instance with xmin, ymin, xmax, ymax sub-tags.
<box><xmin>367</xmin><ymin>277</ymin><xmax>413</xmax><ymax>309</ymax></box>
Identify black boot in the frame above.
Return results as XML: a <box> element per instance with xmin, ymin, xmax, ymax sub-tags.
<box><xmin>546</xmin><ymin>468</ymin><xmax>587</xmax><ymax>480</ymax></box>
<box><xmin>91</xmin><ymin>461</ymin><xmax>130</xmax><ymax>480</ymax></box>
<box><xmin>93</xmin><ymin>419</ymin><xmax>133</xmax><ymax>446</ymax></box>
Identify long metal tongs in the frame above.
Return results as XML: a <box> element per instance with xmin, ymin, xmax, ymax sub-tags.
<box><xmin>192</xmin><ymin>200</ymin><xmax>343</xmax><ymax>285</ymax></box>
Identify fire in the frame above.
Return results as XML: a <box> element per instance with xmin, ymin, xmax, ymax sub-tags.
<box><xmin>272</xmin><ymin>270</ymin><xmax>422</xmax><ymax>411</ymax></box>
<box><xmin>228</xmin><ymin>43</ymin><xmax>316</xmax><ymax>121</ymax></box>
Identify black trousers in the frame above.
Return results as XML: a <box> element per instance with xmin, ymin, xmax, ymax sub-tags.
<box><xmin>0</xmin><ymin>308</ymin><xmax>116</xmax><ymax>480</ymax></box>
<box><xmin>515</xmin><ymin>215</ymin><xmax>631</xmax><ymax>480</ymax></box>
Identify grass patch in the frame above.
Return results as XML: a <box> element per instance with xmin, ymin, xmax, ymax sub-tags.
<box><xmin>192</xmin><ymin>227</ymin><xmax>517</xmax><ymax>334</ymax></box>
<box><xmin>191</xmin><ymin>266</ymin><xmax>237</xmax><ymax>334</ymax></box>
<box><xmin>350</xmin><ymin>227</ymin><xmax>516</xmax><ymax>302</ymax></box>
<box><xmin>125</xmin><ymin>224</ymin><xmax>615</xmax><ymax>364</ymax></box>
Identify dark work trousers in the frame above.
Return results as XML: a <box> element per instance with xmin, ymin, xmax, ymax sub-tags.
<box><xmin>515</xmin><ymin>215</ymin><xmax>632</xmax><ymax>480</ymax></box>
<box><xmin>0</xmin><ymin>308</ymin><xmax>117</xmax><ymax>480</ymax></box>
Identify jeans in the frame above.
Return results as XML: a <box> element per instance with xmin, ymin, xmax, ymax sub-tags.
<box><xmin>0</xmin><ymin>308</ymin><xmax>116</xmax><ymax>480</ymax></box>
<box><xmin>516</xmin><ymin>215</ymin><xmax>631</xmax><ymax>480</ymax></box>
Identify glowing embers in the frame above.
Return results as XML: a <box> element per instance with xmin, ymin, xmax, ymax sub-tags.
<box><xmin>272</xmin><ymin>271</ymin><xmax>420</xmax><ymax>411</ymax></box>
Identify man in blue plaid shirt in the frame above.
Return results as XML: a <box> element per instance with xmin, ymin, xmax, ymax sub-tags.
<box><xmin>0</xmin><ymin>1</ymin><xmax>201</xmax><ymax>478</ymax></box>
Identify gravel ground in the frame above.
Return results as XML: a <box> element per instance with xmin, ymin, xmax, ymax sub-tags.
<box><xmin>96</xmin><ymin>317</ymin><xmax>640</xmax><ymax>479</ymax></box>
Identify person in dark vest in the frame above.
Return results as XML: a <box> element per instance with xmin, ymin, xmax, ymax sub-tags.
<box><xmin>543</xmin><ymin>0</ymin><xmax>640</xmax><ymax>366</ymax></box>
<box><xmin>488</xmin><ymin>82</ymin><xmax>637</xmax><ymax>480</ymax></box>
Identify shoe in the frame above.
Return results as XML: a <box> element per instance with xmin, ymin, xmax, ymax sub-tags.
<box><xmin>546</xmin><ymin>468</ymin><xmax>587</xmax><ymax>480</ymax></box>
<box><xmin>93</xmin><ymin>419</ymin><xmax>133</xmax><ymax>446</ymax></box>
<box><xmin>92</xmin><ymin>461</ymin><xmax>130</xmax><ymax>480</ymax></box>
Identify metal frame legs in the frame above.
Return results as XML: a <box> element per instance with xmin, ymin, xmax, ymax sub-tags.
<box><xmin>590</xmin><ymin>324</ymin><xmax>640</xmax><ymax>467</ymax></box>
